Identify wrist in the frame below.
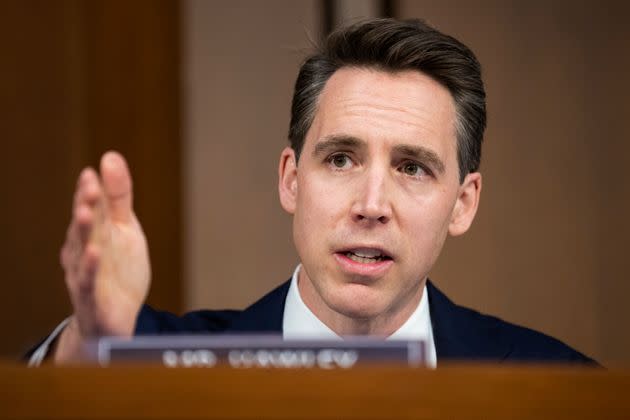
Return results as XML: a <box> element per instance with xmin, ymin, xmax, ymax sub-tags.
<box><xmin>52</xmin><ymin>316</ymin><xmax>90</xmax><ymax>364</ymax></box>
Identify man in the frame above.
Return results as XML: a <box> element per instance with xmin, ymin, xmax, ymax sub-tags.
<box><xmin>30</xmin><ymin>18</ymin><xmax>594</xmax><ymax>365</ymax></box>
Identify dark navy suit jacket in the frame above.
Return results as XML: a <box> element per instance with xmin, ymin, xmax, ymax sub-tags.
<box><xmin>134</xmin><ymin>279</ymin><xmax>595</xmax><ymax>364</ymax></box>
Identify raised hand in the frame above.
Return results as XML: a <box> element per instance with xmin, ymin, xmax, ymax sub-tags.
<box><xmin>54</xmin><ymin>151</ymin><xmax>151</xmax><ymax>363</ymax></box>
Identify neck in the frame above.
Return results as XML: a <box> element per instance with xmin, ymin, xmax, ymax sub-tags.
<box><xmin>297</xmin><ymin>267</ymin><xmax>425</xmax><ymax>337</ymax></box>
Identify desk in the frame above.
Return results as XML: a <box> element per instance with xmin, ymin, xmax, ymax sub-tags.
<box><xmin>1</xmin><ymin>364</ymin><xmax>628</xmax><ymax>419</ymax></box>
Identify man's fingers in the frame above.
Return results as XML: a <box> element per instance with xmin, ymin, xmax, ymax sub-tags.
<box><xmin>76</xmin><ymin>242</ymin><xmax>100</xmax><ymax>295</ymax></box>
<box><xmin>62</xmin><ymin>166</ymin><xmax>103</xmax><ymax>283</ymax></box>
<box><xmin>75</xmin><ymin>204</ymin><xmax>94</xmax><ymax>244</ymax></box>
<box><xmin>100</xmin><ymin>151</ymin><xmax>133</xmax><ymax>223</ymax></box>
<box><xmin>67</xmin><ymin>167</ymin><xmax>102</xmax><ymax>255</ymax></box>
<box><xmin>74</xmin><ymin>168</ymin><xmax>100</xmax><ymax>207</ymax></box>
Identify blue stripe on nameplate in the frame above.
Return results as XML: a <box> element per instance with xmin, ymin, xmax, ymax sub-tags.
<box><xmin>95</xmin><ymin>336</ymin><xmax>426</xmax><ymax>368</ymax></box>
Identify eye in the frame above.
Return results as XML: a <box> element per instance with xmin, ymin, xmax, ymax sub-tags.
<box><xmin>327</xmin><ymin>153</ymin><xmax>353</xmax><ymax>169</ymax></box>
<box><xmin>399</xmin><ymin>162</ymin><xmax>428</xmax><ymax>178</ymax></box>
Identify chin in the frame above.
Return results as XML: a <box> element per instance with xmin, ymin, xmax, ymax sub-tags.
<box><xmin>324</xmin><ymin>283</ymin><xmax>389</xmax><ymax>320</ymax></box>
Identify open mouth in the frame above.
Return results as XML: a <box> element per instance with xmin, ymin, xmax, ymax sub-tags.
<box><xmin>340</xmin><ymin>249</ymin><xmax>393</xmax><ymax>264</ymax></box>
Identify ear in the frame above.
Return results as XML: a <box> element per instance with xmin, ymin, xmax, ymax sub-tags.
<box><xmin>448</xmin><ymin>172</ymin><xmax>482</xmax><ymax>236</ymax></box>
<box><xmin>278</xmin><ymin>147</ymin><xmax>298</xmax><ymax>214</ymax></box>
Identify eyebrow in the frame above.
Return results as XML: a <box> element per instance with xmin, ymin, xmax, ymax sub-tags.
<box><xmin>393</xmin><ymin>144</ymin><xmax>445</xmax><ymax>175</ymax></box>
<box><xmin>312</xmin><ymin>135</ymin><xmax>365</xmax><ymax>157</ymax></box>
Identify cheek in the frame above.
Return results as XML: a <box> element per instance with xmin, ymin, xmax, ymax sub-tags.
<box><xmin>298</xmin><ymin>175</ymin><xmax>347</xmax><ymax>222</ymax></box>
<box><xmin>401</xmin><ymin>191</ymin><xmax>455</xmax><ymax>254</ymax></box>
<box><xmin>293</xmin><ymin>177</ymin><xmax>345</xmax><ymax>249</ymax></box>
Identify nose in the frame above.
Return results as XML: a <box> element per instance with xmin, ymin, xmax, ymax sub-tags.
<box><xmin>350</xmin><ymin>166</ymin><xmax>393</xmax><ymax>225</ymax></box>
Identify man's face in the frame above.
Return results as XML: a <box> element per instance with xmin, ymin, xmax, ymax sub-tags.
<box><xmin>279</xmin><ymin>67</ymin><xmax>481</xmax><ymax>330</ymax></box>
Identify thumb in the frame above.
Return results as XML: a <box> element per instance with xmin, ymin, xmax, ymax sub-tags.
<box><xmin>100</xmin><ymin>151</ymin><xmax>134</xmax><ymax>223</ymax></box>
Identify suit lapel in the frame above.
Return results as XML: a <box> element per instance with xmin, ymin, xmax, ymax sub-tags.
<box><xmin>427</xmin><ymin>280</ymin><xmax>511</xmax><ymax>361</ymax></box>
<box><xmin>226</xmin><ymin>280</ymin><xmax>291</xmax><ymax>333</ymax></box>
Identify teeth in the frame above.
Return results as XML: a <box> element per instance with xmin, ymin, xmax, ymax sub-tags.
<box><xmin>351</xmin><ymin>248</ymin><xmax>383</xmax><ymax>258</ymax></box>
<box><xmin>345</xmin><ymin>252</ymin><xmax>383</xmax><ymax>264</ymax></box>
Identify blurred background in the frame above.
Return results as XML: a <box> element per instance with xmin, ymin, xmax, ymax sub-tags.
<box><xmin>1</xmin><ymin>0</ymin><xmax>629</xmax><ymax>367</ymax></box>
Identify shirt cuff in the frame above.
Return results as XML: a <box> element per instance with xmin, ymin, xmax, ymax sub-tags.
<box><xmin>28</xmin><ymin>317</ymin><xmax>71</xmax><ymax>367</ymax></box>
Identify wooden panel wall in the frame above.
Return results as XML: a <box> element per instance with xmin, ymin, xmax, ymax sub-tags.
<box><xmin>183</xmin><ymin>0</ymin><xmax>320</xmax><ymax>311</ymax></box>
<box><xmin>0</xmin><ymin>0</ymin><xmax>182</xmax><ymax>358</ymax></box>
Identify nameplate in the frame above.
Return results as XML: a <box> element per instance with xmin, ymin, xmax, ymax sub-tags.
<box><xmin>94</xmin><ymin>335</ymin><xmax>426</xmax><ymax>368</ymax></box>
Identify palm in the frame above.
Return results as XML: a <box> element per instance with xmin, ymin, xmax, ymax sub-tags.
<box><xmin>62</xmin><ymin>152</ymin><xmax>151</xmax><ymax>340</ymax></box>
<box><xmin>90</xmin><ymin>216</ymin><xmax>150</xmax><ymax>336</ymax></box>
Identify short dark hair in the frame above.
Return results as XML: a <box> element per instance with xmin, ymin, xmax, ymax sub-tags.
<box><xmin>288</xmin><ymin>18</ymin><xmax>486</xmax><ymax>182</ymax></box>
